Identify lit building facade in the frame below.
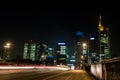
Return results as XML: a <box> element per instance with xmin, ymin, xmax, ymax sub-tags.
<box><xmin>75</xmin><ymin>31</ymin><xmax>84</xmax><ymax>69</ymax></box>
<box><xmin>23</xmin><ymin>41</ymin><xmax>48</xmax><ymax>62</ymax></box>
<box><xmin>75</xmin><ymin>32</ymin><xmax>90</xmax><ymax>69</ymax></box>
<box><xmin>88</xmin><ymin>35</ymin><xmax>99</xmax><ymax>63</ymax></box>
<box><xmin>82</xmin><ymin>42</ymin><xmax>88</xmax><ymax>64</ymax></box>
<box><xmin>68</xmin><ymin>54</ymin><xmax>76</xmax><ymax>69</ymax></box>
<box><xmin>56</xmin><ymin>43</ymin><xmax>68</xmax><ymax>65</ymax></box>
<box><xmin>98</xmin><ymin>15</ymin><xmax>111</xmax><ymax>62</ymax></box>
<box><xmin>46</xmin><ymin>48</ymin><xmax>54</xmax><ymax>65</ymax></box>
<box><xmin>23</xmin><ymin>40</ymin><xmax>36</xmax><ymax>61</ymax></box>
<box><xmin>37</xmin><ymin>42</ymin><xmax>48</xmax><ymax>62</ymax></box>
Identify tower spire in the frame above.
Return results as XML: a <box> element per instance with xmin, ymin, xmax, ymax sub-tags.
<box><xmin>98</xmin><ymin>14</ymin><xmax>104</xmax><ymax>31</ymax></box>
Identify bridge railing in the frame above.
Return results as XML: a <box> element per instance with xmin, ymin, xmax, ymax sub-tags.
<box><xmin>91</xmin><ymin>63</ymin><xmax>102</xmax><ymax>79</ymax></box>
<box><xmin>102</xmin><ymin>57</ymin><xmax>120</xmax><ymax>80</ymax></box>
<box><xmin>85</xmin><ymin>57</ymin><xmax>120</xmax><ymax>80</ymax></box>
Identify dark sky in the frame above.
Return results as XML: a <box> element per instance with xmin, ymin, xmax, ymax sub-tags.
<box><xmin>0</xmin><ymin>3</ymin><xmax>119</xmax><ymax>57</ymax></box>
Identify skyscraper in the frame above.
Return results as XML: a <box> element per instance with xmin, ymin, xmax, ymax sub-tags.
<box><xmin>98</xmin><ymin>15</ymin><xmax>111</xmax><ymax>62</ymax></box>
<box><xmin>23</xmin><ymin>40</ymin><xmax>36</xmax><ymax>61</ymax></box>
<box><xmin>88</xmin><ymin>35</ymin><xmax>99</xmax><ymax>63</ymax></box>
<box><xmin>75</xmin><ymin>31</ymin><xmax>84</xmax><ymax>69</ymax></box>
<box><xmin>56</xmin><ymin>43</ymin><xmax>68</xmax><ymax>65</ymax></box>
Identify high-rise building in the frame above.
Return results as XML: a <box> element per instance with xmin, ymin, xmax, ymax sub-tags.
<box><xmin>37</xmin><ymin>42</ymin><xmax>48</xmax><ymax>62</ymax></box>
<box><xmin>23</xmin><ymin>40</ymin><xmax>36</xmax><ymax>61</ymax></box>
<box><xmin>98</xmin><ymin>15</ymin><xmax>111</xmax><ymax>62</ymax></box>
<box><xmin>2</xmin><ymin>42</ymin><xmax>12</xmax><ymax>61</ymax></box>
<box><xmin>88</xmin><ymin>35</ymin><xmax>99</xmax><ymax>63</ymax></box>
<box><xmin>75</xmin><ymin>31</ymin><xmax>84</xmax><ymax>69</ymax></box>
<box><xmin>46</xmin><ymin>48</ymin><xmax>54</xmax><ymax>65</ymax></box>
<box><xmin>23</xmin><ymin>41</ymin><xmax>48</xmax><ymax>62</ymax></box>
<box><xmin>56</xmin><ymin>43</ymin><xmax>68</xmax><ymax>65</ymax></box>
<box><xmin>23</xmin><ymin>40</ymin><xmax>49</xmax><ymax>64</ymax></box>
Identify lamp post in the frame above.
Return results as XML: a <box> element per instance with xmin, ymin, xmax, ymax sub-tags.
<box><xmin>3</xmin><ymin>42</ymin><xmax>11</xmax><ymax>61</ymax></box>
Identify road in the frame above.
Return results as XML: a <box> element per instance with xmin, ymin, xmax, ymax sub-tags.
<box><xmin>0</xmin><ymin>69</ymin><xmax>95</xmax><ymax>80</ymax></box>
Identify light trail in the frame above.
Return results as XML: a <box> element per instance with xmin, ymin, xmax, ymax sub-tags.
<box><xmin>0</xmin><ymin>66</ymin><xmax>69</xmax><ymax>70</ymax></box>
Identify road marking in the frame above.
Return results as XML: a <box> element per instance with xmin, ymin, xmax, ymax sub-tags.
<box><xmin>65</xmin><ymin>74</ymin><xmax>73</xmax><ymax>80</ymax></box>
<box><xmin>43</xmin><ymin>71</ymin><xmax>68</xmax><ymax>80</ymax></box>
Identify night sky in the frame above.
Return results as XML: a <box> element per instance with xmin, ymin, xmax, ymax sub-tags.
<box><xmin>0</xmin><ymin>3</ymin><xmax>119</xmax><ymax>57</ymax></box>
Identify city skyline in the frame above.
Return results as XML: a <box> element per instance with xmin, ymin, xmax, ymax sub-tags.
<box><xmin>0</xmin><ymin>3</ymin><xmax>119</xmax><ymax>57</ymax></box>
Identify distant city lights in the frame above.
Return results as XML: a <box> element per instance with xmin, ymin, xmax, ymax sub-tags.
<box><xmin>90</xmin><ymin>37</ymin><xmax>95</xmax><ymax>40</ymax></box>
<box><xmin>58</xmin><ymin>43</ymin><xmax>66</xmax><ymax>45</ymax></box>
<box><xmin>48</xmin><ymin>48</ymin><xmax>53</xmax><ymax>50</ymax></box>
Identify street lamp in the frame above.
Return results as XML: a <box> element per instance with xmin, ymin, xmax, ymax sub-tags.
<box><xmin>82</xmin><ymin>43</ymin><xmax>87</xmax><ymax>48</ymax></box>
<box><xmin>82</xmin><ymin>43</ymin><xmax>87</xmax><ymax>58</ymax></box>
<box><xmin>4</xmin><ymin>43</ymin><xmax>11</xmax><ymax>48</ymax></box>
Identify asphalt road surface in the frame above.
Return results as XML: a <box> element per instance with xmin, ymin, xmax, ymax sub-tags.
<box><xmin>0</xmin><ymin>69</ymin><xmax>95</xmax><ymax>80</ymax></box>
